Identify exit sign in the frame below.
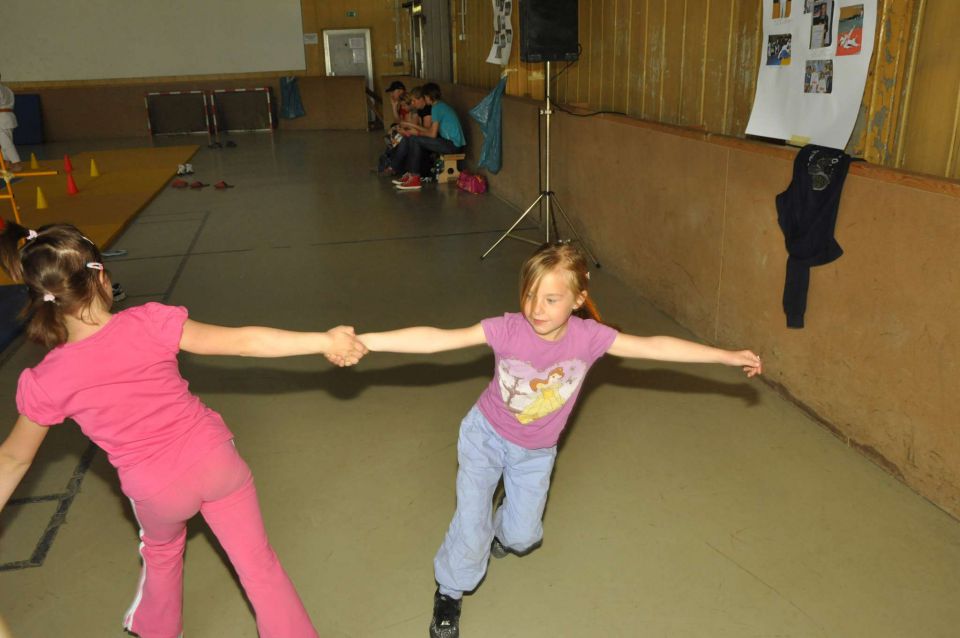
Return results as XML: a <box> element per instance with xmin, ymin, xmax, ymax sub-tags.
<box><xmin>346</xmin><ymin>10</ymin><xmax>358</xmax><ymax>17</ymax></box>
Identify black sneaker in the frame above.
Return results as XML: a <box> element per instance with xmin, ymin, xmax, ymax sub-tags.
<box><xmin>112</xmin><ymin>283</ymin><xmax>127</xmax><ymax>302</ymax></box>
<box><xmin>490</xmin><ymin>537</ymin><xmax>509</xmax><ymax>559</ymax></box>
<box><xmin>430</xmin><ymin>590</ymin><xmax>461</xmax><ymax>638</ymax></box>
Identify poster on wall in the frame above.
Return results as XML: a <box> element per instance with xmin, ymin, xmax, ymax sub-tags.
<box><xmin>486</xmin><ymin>0</ymin><xmax>514</xmax><ymax>65</ymax></box>
<box><xmin>746</xmin><ymin>0</ymin><xmax>876</xmax><ymax>149</ymax></box>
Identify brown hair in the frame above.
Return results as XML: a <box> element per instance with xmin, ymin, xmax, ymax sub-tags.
<box><xmin>530</xmin><ymin>367</ymin><xmax>565</xmax><ymax>391</ymax></box>
<box><xmin>519</xmin><ymin>242</ymin><xmax>603</xmax><ymax>323</ymax></box>
<box><xmin>0</xmin><ymin>221</ymin><xmax>113</xmax><ymax>348</ymax></box>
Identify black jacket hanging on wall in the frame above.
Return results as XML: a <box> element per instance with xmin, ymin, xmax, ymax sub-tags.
<box><xmin>775</xmin><ymin>145</ymin><xmax>852</xmax><ymax>328</ymax></box>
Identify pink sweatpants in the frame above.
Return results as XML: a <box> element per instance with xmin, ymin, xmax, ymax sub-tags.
<box><xmin>122</xmin><ymin>441</ymin><xmax>319</xmax><ymax>638</ymax></box>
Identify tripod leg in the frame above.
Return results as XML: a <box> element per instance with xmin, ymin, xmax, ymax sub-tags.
<box><xmin>481</xmin><ymin>193</ymin><xmax>546</xmax><ymax>259</ymax></box>
<box><xmin>550</xmin><ymin>195</ymin><xmax>601</xmax><ymax>267</ymax></box>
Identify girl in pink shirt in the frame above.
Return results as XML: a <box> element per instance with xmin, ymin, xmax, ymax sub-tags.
<box><xmin>0</xmin><ymin>221</ymin><xmax>367</xmax><ymax>638</ymax></box>
<box><xmin>358</xmin><ymin>243</ymin><xmax>763</xmax><ymax>638</ymax></box>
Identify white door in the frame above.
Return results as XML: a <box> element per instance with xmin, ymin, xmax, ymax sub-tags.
<box><xmin>324</xmin><ymin>29</ymin><xmax>374</xmax><ymax>91</ymax></box>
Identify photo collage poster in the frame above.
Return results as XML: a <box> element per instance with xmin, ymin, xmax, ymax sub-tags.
<box><xmin>746</xmin><ymin>0</ymin><xmax>876</xmax><ymax>149</ymax></box>
<box><xmin>486</xmin><ymin>0</ymin><xmax>514</xmax><ymax>65</ymax></box>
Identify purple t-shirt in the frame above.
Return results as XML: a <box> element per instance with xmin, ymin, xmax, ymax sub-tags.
<box><xmin>16</xmin><ymin>303</ymin><xmax>233</xmax><ymax>501</ymax></box>
<box><xmin>477</xmin><ymin>313</ymin><xmax>618</xmax><ymax>449</ymax></box>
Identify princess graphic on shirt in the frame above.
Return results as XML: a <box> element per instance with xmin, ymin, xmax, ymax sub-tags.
<box><xmin>517</xmin><ymin>367</ymin><xmax>565</xmax><ymax>424</ymax></box>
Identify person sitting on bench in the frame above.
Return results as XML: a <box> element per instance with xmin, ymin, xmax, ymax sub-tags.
<box><xmin>391</xmin><ymin>83</ymin><xmax>465</xmax><ymax>191</ymax></box>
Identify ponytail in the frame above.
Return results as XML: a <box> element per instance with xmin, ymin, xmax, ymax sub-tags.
<box><xmin>0</xmin><ymin>220</ymin><xmax>112</xmax><ymax>348</ymax></box>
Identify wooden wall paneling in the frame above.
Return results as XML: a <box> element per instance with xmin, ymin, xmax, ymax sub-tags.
<box><xmin>586</xmin><ymin>0</ymin><xmax>606</xmax><ymax>109</ymax></box>
<box><xmin>727</xmin><ymin>0</ymin><xmax>761</xmax><ymax>136</ymax></box>
<box><xmin>701</xmin><ymin>0</ymin><xmax>734</xmax><ymax>134</ymax></box>
<box><xmin>898</xmin><ymin>0</ymin><xmax>960</xmax><ymax>177</ymax></box>
<box><xmin>853</xmin><ymin>0</ymin><xmax>916</xmax><ymax>165</ymax></box>
<box><xmin>643</xmin><ymin>0</ymin><xmax>665</xmax><ymax>121</ymax></box>
<box><xmin>597</xmin><ymin>0</ymin><xmax>618</xmax><ymax>111</ymax></box>
<box><xmin>659</xmin><ymin>0</ymin><xmax>688</xmax><ymax>124</ymax></box>
<box><xmin>302</xmin><ymin>1</ymin><xmax>323</xmax><ymax>76</ymax></box>
<box><xmin>304</xmin><ymin>0</ymin><xmax>411</xmax><ymax>96</ymax></box>
<box><xmin>625</xmin><ymin>0</ymin><xmax>649</xmax><ymax>118</ymax></box>
<box><xmin>611</xmin><ymin>0</ymin><xmax>633</xmax><ymax>115</ymax></box>
<box><xmin>679</xmin><ymin>0</ymin><xmax>709</xmax><ymax>129</ymax></box>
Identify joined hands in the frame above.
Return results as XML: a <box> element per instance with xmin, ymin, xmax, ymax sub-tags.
<box><xmin>323</xmin><ymin>326</ymin><xmax>369</xmax><ymax>367</ymax></box>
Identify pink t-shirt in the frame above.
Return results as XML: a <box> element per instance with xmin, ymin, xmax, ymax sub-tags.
<box><xmin>477</xmin><ymin>313</ymin><xmax>618</xmax><ymax>449</ymax></box>
<box><xmin>16</xmin><ymin>303</ymin><xmax>233</xmax><ymax>501</ymax></box>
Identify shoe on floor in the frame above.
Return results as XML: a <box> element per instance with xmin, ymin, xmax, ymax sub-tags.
<box><xmin>184</xmin><ymin>163</ymin><xmax>194</xmax><ymax>174</ymax></box>
<box><xmin>102</xmin><ymin>249</ymin><xmax>127</xmax><ymax>258</ymax></box>
<box><xmin>490</xmin><ymin>537</ymin><xmax>509</xmax><ymax>559</ymax></box>
<box><xmin>176</xmin><ymin>164</ymin><xmax>186</xmax><ymax>176</ymax></box>
<box><xmin>391</xmin><ymin>172</ymin><xmax>411</xmax><ymax>185</ymax></box>
<box><xmin>189</xmin><ymin>181</ymin><xmax>209</xmax><ymax>189</ymax></box>
<box><xmin>112</xmin><ymin>283</ymin><xmax>127</xmax><ymax>302</ymax></box>
<box><xmin>170</xmin><ymin>178</ymin><xmax>189</xmax><ymax>189</ymax></box>
<box><xmin>395</xmin><ymin>175</ymin><xmax>422</xmax><ymax>191</ymax></box>
<box><xmin>214</xmin><ymin>180</ymin><xmax>234</xmax><ymax>189</ymax></box>
<box><xmin>430</xmin><ymin>590</ymin><xmax>461</xmax><ymax>638</ymax></box>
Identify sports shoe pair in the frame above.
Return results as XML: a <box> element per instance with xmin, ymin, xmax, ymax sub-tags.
<box><xmin>176</xmin><ymin>163</ymin><xmax>194</xmax><ymax>176</ymax></box>
<box><xmin>392</xmin><ymin>172</ymin><xmax>422</xmax><ymax>191</ymax></box>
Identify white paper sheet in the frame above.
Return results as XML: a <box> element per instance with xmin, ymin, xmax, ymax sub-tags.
<box><xmin>746</xmin><ymin>0</ymin><xmax>876</xmax><ymax>149</ymax></box>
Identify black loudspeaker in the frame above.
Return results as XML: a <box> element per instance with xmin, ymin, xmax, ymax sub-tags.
<box><xmin>519</xmin><ymin>0</ymin><xmax>579</xmax><ymax>63</ymax></box>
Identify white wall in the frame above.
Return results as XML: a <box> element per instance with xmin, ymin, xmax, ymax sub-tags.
<box><xmin>1</xmin><ymin>0</ymin><xmax>305</xmax><ymax>82</ymax></box>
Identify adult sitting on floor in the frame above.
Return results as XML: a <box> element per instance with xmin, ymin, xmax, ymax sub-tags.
<box><xmin>391</xmin><ymin>83</ymin><xmax>465</xmax><ymax>191</ymax></box>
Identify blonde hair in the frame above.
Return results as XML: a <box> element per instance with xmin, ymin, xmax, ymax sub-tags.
<box><xmin>519</xmin><ymin>243</ymin><xmax>602</xmax><ymax>322</ymax></box>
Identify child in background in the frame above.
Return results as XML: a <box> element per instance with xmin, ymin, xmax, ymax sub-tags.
<box><xmin>391</xmin><ymin>82</ymin><xmax>466</xmax><ymax>191</ymax></box>
<box><xmin>0</xmin><ymin>74</ymin><xmax>22</xmax><ymax>172</ymax></box>
<box><xmin>0</xmin><ymin>221</ymin><xmax>367</xmax><ymax>638</ymax></box>
<box><xmin>358</xmin><ymin>243</ymin><xmax>762</xmax><ymax>638</ymax></box>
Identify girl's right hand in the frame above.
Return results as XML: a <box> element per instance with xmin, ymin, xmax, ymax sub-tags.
<box><xmin>727</xmin><ymin>349</ymin><xmax>763</xmax><ymax>377</ymax></box>
<box><xmin>325</xmin><ymin>326</ymin><xmax>368</xmax><ymax>367</ymax></box>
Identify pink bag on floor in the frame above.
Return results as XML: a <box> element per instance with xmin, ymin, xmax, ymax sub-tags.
<box><xmin>457</xmin><ymin>170</ymin><xmax>487</xmax><ymax>194</ymax></box>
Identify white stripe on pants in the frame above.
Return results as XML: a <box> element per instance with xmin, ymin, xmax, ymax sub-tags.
<box><xmin>434</xmin><ymin>405</ymin><xmax>557</xmax><ymax>598</ymax></box>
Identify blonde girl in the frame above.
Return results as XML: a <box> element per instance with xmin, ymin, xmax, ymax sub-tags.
<box><xmin>358</xmin><ymin>242</ymin><xmax>762</xmax><ymax>638</ymax></box>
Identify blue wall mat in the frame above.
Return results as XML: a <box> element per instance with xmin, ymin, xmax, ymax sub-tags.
<box><xmin>0</xmin><ymin>285</ymin><xmax>28</xmax><ymax>353</ymax></box>
<box><xmin>13</xmin><ymin>94</ymin><xmax>44</xmax><ymax>146</ymax></box>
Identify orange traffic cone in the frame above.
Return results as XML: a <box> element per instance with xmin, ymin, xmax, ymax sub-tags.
<box><xmin>90</xmin><ymin>158</ymin><xmax>100</xmax><ymax>177</ymax></box>
<box><xmin>64</xmin><ymin>154</ymin><xmax>74</xmax><ymax>173</ymax></box>
<box><xmin>66</xmin><ymin>173</ymin><xmax>80</xmax><ymax>195</ymax></box>
<box><xmin>30</xmin><ymin>153</ymin><xmax>39</xmax><ymax>169</ymax></box>
<box><xmin>36</xmin><ymin>187</ymin><xmax>48</xmax><ymax>209</ymax></box>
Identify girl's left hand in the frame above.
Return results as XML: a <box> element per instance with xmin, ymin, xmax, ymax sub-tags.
<box><xmin>729</xmin><ymin>349</ymin><xmax>763</xmax><ymax>377</ymax></box>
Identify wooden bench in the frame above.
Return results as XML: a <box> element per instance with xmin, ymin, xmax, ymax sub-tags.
<box><xmin>437</xmin><ymin>153</ymin><xmax>465</xmax><ymax>184</ymax></box>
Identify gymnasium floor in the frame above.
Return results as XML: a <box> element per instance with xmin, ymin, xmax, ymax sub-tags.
<box><xmin>1</xmin><ymin>131</ymin><xmax>959</xmax><ymax>637</ymax></box>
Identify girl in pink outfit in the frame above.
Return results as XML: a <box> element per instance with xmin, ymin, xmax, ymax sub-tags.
<box><xmin>0</xmin><ymin>221</ymin><xmax>367</xmax><ymax>638</ymax></box>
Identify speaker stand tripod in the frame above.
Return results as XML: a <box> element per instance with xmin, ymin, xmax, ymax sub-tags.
<box><xmin>481</xmin><ymin>61</ymin><xmax>600</xmax><ymax>267</ymax></box>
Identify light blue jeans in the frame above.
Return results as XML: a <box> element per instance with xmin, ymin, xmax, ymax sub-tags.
<box><xmin>435</xmin><ymin>405</ymin><xmax>558</xmax><ymax>599</ymax></box>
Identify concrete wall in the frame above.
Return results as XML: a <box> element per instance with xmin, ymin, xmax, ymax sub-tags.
<box><xmin>413</xmin><ymin>77</ymin><xmax>960</xmax><ymax>519</ymax></box>
<box><xmin>13</xmin><ymin>76</ymin><xmax>368</xmax><ymax>141</ymax></box>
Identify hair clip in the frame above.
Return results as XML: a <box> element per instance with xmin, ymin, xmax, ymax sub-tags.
<box><xmin>86</xmin><ymin>262</ymin><xmax>104</xmax><ymax>271</ymax></box>
<box><xmin>42</xmin><ymin>293</ymin><xmax>55</xmax><ymax>303</ymax></box>
<box><xmin>80</xmin><ymin>235</ymin><xmax>95</xmax><ymax>245</ymax></box>
<box><xmin>26</xmin><ymin>229</ymin><xmax>38</xmax><ymax>241</ymax></box>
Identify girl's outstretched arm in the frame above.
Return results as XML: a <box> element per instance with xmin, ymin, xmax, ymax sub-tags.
<box><xmin>607</xmin><ymin>333</ymin><xmax>763</xmax><ymax>377</ymax></box>
<box><xmin>359</xmin><ymin>324</ymin><xmax>486</xmax><ymax>354</ymax></box>
<box><xmin>0</xmin><ymin>415</ymin><xmax>49</xmax><ymax>512</ymax></box>
<box><xmin>179</xmin><ymin>321</ymin><xmax>368</xmax><ymax>366</ymax></box>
